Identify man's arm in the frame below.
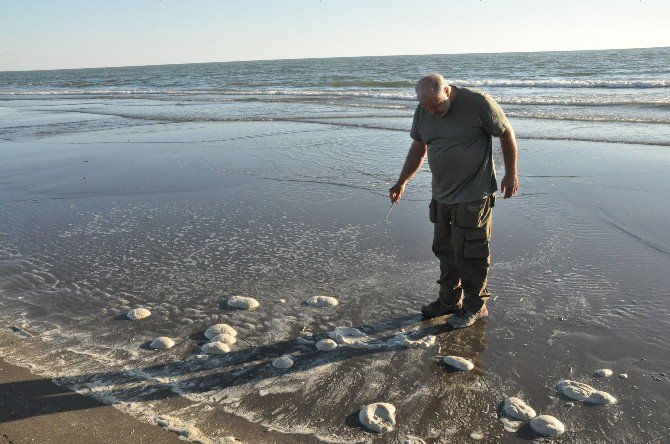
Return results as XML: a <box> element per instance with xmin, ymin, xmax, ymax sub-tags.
<box><xmin>499</xmin><ymin>124</ymin><xmax>519</xmax><ymax>199</ymax></box>
<box><xmin>389</xmin><ymin>139</ymin><xmax>427</xmax><ymax>202</ymax></box>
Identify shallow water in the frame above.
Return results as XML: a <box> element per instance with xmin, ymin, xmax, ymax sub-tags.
<box><xmin>1</xmin><ymin>116</ymin><xmax>669</xmax><ymax>442</ymax></box>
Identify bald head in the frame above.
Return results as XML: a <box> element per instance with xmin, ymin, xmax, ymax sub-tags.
<box><xmin>415</xmin><ymin>73</ymin><xmax>447</xmax><ymax>101</ymax></box>
<box><xmin>416</xmin><ymin>73</ymin><xmax>453</xmax><ymax>117</ymax></box>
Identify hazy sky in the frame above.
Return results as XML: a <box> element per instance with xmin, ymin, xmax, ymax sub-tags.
<box><xmin>1</xmin><ymin>0</ymin><xmax>668</xmax><ymax>71</ymax></box>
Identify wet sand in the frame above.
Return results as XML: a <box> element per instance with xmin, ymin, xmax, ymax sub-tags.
<box><xmin>0</xmin><ymin>357</ymin><xmax>183</xmax><ymax>443</ymax></box>
<box><xmin>1</xmin><ymin>120</ymin><xmax>669</xmax><ymax>443</ymax></box>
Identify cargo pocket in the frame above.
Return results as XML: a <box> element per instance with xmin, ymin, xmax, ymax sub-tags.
<box><xmin>429</xmin><ymin>199</ymin><xmax>437</xmax><ymax>223</ymax></box>
<box><xmin>463</xmin><ymin>229</ymin><xmax>490</xmax><ymax>259</ymax></box>
<box><xmin>455</xmin><ymin>199</ymin><xmax>488</xmax><ymax>228</ymax></box>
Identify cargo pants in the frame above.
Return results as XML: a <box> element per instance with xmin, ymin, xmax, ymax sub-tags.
<box><xmin>429</xmin><ymin>195</ymin><xmax>494</xmax><ymax>312</ymax></box>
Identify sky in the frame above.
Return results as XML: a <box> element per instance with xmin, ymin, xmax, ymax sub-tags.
<box><xmin>1</xmin><ymin>0</ymin><xmax>669</xmax><ymax>71</ymax></box>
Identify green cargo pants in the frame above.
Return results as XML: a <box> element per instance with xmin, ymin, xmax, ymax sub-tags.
<box><xmin>429</xmin><ymin>195</ymin><xmax>494</xmax><ymax>312</ymax></box>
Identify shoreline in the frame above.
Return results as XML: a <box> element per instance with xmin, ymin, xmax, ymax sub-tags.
<box><xmin>0</xmin><ymin>355</ymin><xmax>184</xmax><ymax>444</ymax></box>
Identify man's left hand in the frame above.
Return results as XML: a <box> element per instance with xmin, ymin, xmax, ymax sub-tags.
<box><xmin>500</xmin><ymin>173</ymin><xmax>519</xmax><ymax>198</ymax></box>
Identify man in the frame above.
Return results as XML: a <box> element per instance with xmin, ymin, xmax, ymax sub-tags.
<box><xmin>389</xmin><ymin>73</ymin><xmax>518</xmax><ymax>329</ymax></box>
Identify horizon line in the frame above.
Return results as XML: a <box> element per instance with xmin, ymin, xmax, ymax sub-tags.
<box><xmin>1</xmin><ymin>45</ymin><xmax>668</xmax><ymax>74</ymax></box>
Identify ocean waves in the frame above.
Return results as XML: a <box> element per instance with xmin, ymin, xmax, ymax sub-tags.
<box><xmin>2</xmin><ymin>78</ymin><xmax>669</xmax><ymax>95</ymax></box>
<box><xmin>1</xmin><ymin>47</ymin><xmax>669</xmax><ymax>148</ymax></box>
<box><xmin>3</xmin><ymin>88</ymin><xmax>670</xmax><ymax>110</ymax></box>
<box><xmin>16</xmin><ymin>109</ymin><xmax>667</xmax><ymax>147</ymax></box>
<box><xmin>453</xmin><ymin>78</ymin><xmax>670</xmax><ymax>89</ymax></box>
<box><xmin>38</xmin><ymin>101</ymin><xmax>670</xmax><ymax>126</ymax></box>
<box><xmin>497</xmin><ymin>96</ymin><xmax>670</xmax><ymax>107</ymax></box>
<box><xmin>504</xmin><ymin>111</ymin><xmax>670</xmax><ymax>125</ymax></box>
<box><xmin>3</xmin><ymin>83</ymin><xmax>670</xmax><ymax>98</ymax></box>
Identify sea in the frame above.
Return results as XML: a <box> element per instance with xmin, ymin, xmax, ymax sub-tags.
<box><xmin>1</xmin><ymin>47</ymin><xmax>669</xmax><ymax>443</ymax></box>
<box><xmin>2</xmin><ymin>47</ymin><xmax>669</xmax><ymax>202</ymax></box>
<box><xmin>2</xmin><ymin>46</ymin><xmax>669</xmax><ymax>145</ymax></box>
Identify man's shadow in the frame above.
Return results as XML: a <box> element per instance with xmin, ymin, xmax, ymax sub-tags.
<box><xmin>0</xmin><ymin>312</ymin><xmax>488</xmax><ymax>430</ymax></box>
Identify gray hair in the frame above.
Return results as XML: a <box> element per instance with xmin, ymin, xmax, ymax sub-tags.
<box><xmin>415</xmin><ymin>73</ymin><xmax>447</xmax><ymax>99</ymax></box>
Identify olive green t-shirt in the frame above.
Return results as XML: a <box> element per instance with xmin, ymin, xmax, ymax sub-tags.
<box><xmin>410</xmin><ymin>86</ymin><xmax>509</xmax><ymax>204</ymax></box>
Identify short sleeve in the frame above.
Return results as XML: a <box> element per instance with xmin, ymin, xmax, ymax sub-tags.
<box><xmin>410</xmin><ymin>105</ymin><xmax>422</xmax><ymax>142</ymax></box>
<box><xmin>477</xmin><ymin>92</ymin><xmax>509</xmax><ymax>137</ymax></box>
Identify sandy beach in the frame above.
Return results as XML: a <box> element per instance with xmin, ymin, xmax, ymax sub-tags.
<box><xmin>0</xmin><ymin>356</ymin><xmax>186</xmax><ymax>443</ymax></box>
<box><xmin>1</xmin><ymin>111</ymin><xmax>669</xmax><ymax>442</ymax></box>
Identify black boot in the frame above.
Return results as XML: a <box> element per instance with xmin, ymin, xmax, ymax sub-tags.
<box><xmin>420</xmin><ymin>286</ymin><xmax>463</xmax><ymax>318</ymax></box>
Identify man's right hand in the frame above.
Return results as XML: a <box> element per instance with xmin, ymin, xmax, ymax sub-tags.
<box><xmin>389</xmin><ymin>182</ymin><xmax>405</xmax><ymax>203</ymax></box>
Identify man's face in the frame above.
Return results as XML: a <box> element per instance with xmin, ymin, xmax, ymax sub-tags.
<box><xmin>419</xmin><ymin>87</ymin><xmax>450</xmax><ymax>117</ymax></box>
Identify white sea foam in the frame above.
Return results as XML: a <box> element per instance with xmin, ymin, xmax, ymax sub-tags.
<box><xmin>497</xmin><ymin>96</ymin><xmax>670</xmax><ymax>106</ymax></box>
<box><xmin>327</xmin><ymin>327</ymin><xmax>382</xmax><ymax>349</ymax></box>
<box><xmin>155</xmin><ymin>415</ymin><xmax>242</xmax><ymax>443</ymax></box>
<box><xmin>386</xmin><ymin>333</ymin><xmax>435</xmax><ymax>349</ymax></box>
<box><xmin>453</xmin><ymin>78</ymin><xmax>670</xmax><ymax>89</ymax></box>
<box><xmin>3</xmin><ymin>76</ymin><xmax>669</xmax><ymax>99</ymax></box>
<box><xmin>506</xmin><ymin>110</ymin><xmax>670</xmax><ymax>125</ymax></box>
